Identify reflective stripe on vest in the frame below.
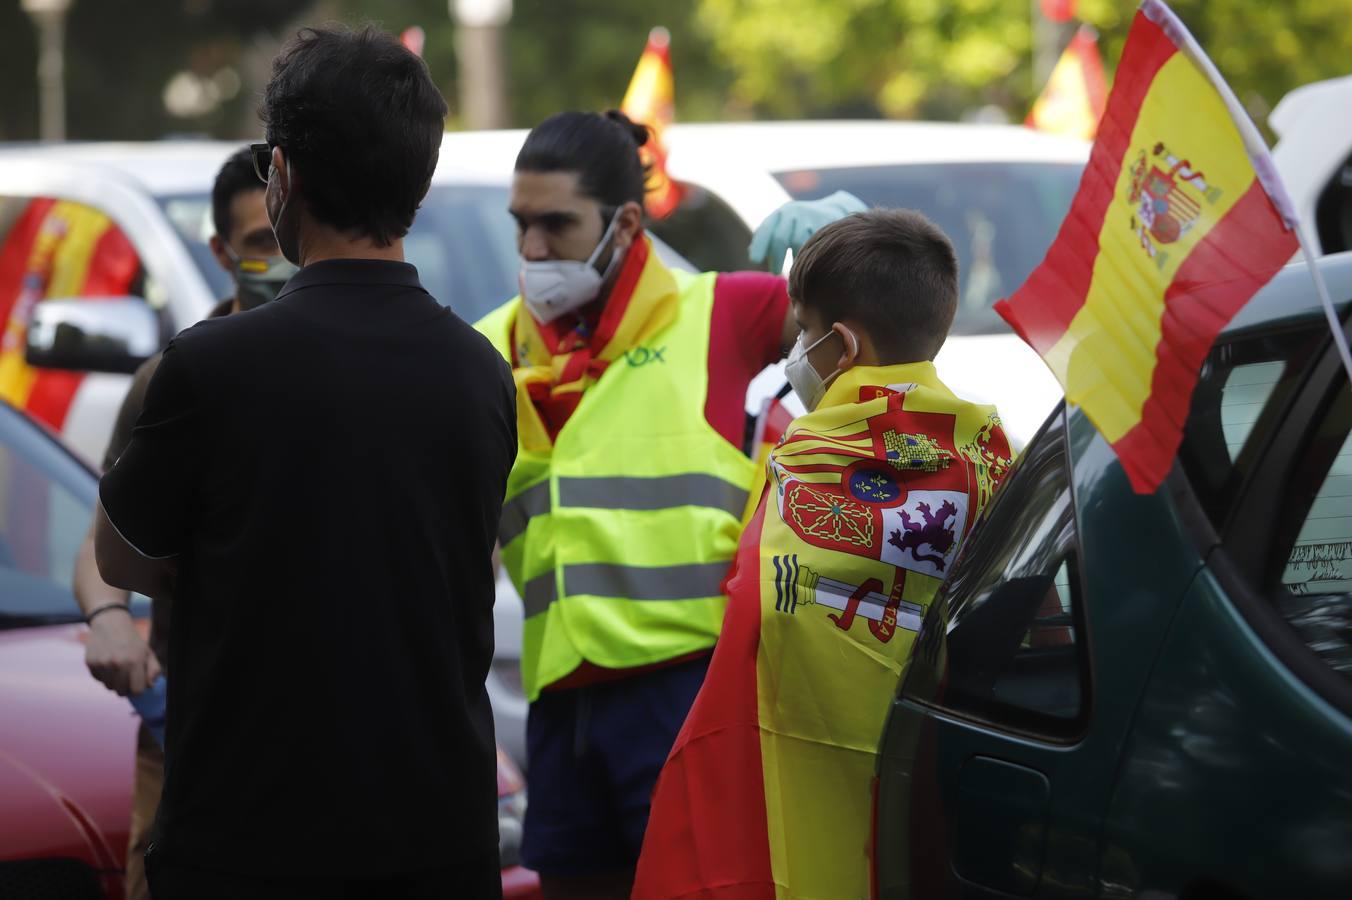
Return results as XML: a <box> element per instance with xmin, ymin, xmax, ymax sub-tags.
<box><xmin>477</xmin><ymin>267</ymin><xmax>757</xmax><ymax>699</ymax></box>
<box><xmin>499</xmin><ymin>474</ymin><xmax>749</xmax><ymax>556</ymax></box>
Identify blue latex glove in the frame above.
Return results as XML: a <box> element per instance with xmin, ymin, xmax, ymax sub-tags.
<box><xmin>129</xmin><ymin>674</ymin><xmax>167</xmax><ymax>748</ymax></box>
<box><xmin>748</xmin><ymin>190</ymin><xmax>868</xmax><ymax>273</ymax></box>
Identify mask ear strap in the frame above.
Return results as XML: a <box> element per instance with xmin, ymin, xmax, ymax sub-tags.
<box><xmin>586</xmin><ymin>209</ymin><xmax>624</xmax><ymax>268</ymax></box>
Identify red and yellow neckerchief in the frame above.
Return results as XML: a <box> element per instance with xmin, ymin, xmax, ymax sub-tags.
<box><xmin>509</xmin><ymin>235</ymin><xmax>679</xmax><ymax>452</ymax></box>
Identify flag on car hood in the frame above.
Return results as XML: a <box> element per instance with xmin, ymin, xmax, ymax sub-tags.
<box><xmin>1026</xmin><ymin>26</ymin><xmax>1108</xmax><ymax>140</ymax></box>
<box><xmin>996</xmin><ymin>0</ymin><xmax>1300</xmax><ymax>494</ymax></box>
<box><xmin>633</xmin><ymin>364</ymin><xmax>1011</xmax><ymax>898</ymax></box>
<box><xmin>621</xmin><ymin>27</ymin><xmax>685</xmax><ymax>220</ymax></box>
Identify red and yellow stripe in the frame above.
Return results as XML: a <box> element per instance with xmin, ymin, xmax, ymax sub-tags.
<box><xmin>0</xmin><ymin>198</ymin><xmax>139</xmax><ymax>430</ymax></box>
<box><xmin>997</xmin><ymin>3</ymin><xmax>1299</xmax><ymax>493</ymax></box>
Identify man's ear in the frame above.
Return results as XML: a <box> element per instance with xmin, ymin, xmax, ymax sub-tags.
<box><xmin>832</xmin><ymin>321</ymin><xmax>861</xmax><ymax>371</ymax></box>
<box><xmin>208</xmin><ymin>234</ymin><xmax>234</xmax><ymax>276</ymax></box>
<box><xmin>270</xmin><ymin>146</ymin><xmax>290</xmax><ymax>197</ymax></box>
<box><xmin>612</xmin><ymin>200</ymin><xmax>645</xmax><ymax>252</ymax></box>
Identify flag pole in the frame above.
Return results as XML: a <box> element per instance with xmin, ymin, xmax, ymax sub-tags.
<box><xmin>1297</xmin><ymin>225</ymin><xmax>1352</xmax><ymax>385</ymax></box>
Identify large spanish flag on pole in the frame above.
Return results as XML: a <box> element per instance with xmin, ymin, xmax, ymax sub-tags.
<box><xmin>621</xmin><ymin>27</ymin><xmax>686</xmax><ymax>220</ymax></box>
<box><xmin>996</xmin><ymin>0</ymin><xmax>1300</xmax><ymax>494</ymax></box>
<box><xmin>634</xmin><ymin>365</ymin><xmax>1011</xmax><ymax>899</ymax></box>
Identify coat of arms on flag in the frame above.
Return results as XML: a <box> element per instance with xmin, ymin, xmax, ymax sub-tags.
<box><xmin>995</xmin><ymin>0</ymin><xmax>1302</xmax><ymax>494</ymax></box>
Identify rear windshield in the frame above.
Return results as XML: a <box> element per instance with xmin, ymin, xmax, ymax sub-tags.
<box><xmin>774</xmin><ymin>163</ymin><xmax>1082</xmax><ymax>336</ymax></box>
<box><xmin>159</xmin><ymin>184</ymin><xmax>521</xmax><ymax>323</ymax></box>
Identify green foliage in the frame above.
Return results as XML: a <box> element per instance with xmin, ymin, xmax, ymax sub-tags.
<box><xmin>696</xmin><ymin>0</ymin><xmax>1352</xmax><ymax>127</ymax></box>
<box><xmin>0</xmin><ymin>0</ymin><xmax>1347</xmax><ymax>141</ymax></box>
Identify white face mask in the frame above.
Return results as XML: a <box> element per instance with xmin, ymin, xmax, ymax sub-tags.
<box><xmin>785</xmin><ymin>326</ymin><xmax>856</xmax><ymax>411</ymax></box>
<box><xmin>519</xmin><ymin>212</ymin><xmax>622</xmax><ymax>325</ymax></box>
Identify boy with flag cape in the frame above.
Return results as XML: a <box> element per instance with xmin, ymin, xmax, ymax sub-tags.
<box><xmin>634</xmin><ymin>209</ymin><xmax>1013</xmax><ymax>898</ymax></box>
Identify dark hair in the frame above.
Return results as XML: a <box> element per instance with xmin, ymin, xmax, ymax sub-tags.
<box><xmin>260</xmin><ymin>25</ymin><xmax>448</xmax><ymax>246</ymax></box>
<box><xmin>211</xmin><ymin>147</ymin><xmax>264</xmax><ymax>241</ymax></box>
<box><xmin>515</xmin><ymin>110</ymin><xmax>651</xmax><ymax>210</ymax></box>
<box><xmin>789</xmin><ymin>209</ymin><xmax>959</xmax><ymax>362</ymax></box>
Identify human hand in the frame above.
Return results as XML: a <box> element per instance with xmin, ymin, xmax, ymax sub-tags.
<box><xmin>748</xmin><ymin>190</ymin><xmax>868</xmax><ymax>273</ymax></box>
<box><xmin>86</xmin><ymin>610</ymin><xmax>161</xmax><ymax>696</ymax></box>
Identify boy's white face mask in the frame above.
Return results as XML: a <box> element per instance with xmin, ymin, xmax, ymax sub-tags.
<box><xmin>785</xmin><ymin>325</ymin><xmax>858</xmax><ymax>411</ymax></box>
<box><xmin>519</xmin><ymin>212</ymin><xmax>622</xmax><ymax>325</ymax></box>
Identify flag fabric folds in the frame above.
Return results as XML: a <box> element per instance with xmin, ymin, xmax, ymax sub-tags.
<box><xmin>0</xmin><ymin>198</ymin><xmax>140</xmax><ymax>430</ymax></box>
<box><xmin>1026</xmin><ymin>26</ymin><xmax>1108</xmax><ymax>141</ymax></box>
<box><xmin>621</xmin><ymin>27</ymin><xmax>686</xmax><ymax>220</ymax></box>
<box><xmin>634</xmin><ymin>364</ymin><xmax>1011</xmax><ymax>899</ymax></box>
<box><xmin>997</xmin><ymin>0</ymin><xmax>1300</xmax><ymax>494</ymax></box>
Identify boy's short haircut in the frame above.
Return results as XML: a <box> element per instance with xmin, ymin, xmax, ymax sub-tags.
<box><xmin>789</xmin><ymin>208</ymin><xmax>959</xmax><ymax>362</ymax></box>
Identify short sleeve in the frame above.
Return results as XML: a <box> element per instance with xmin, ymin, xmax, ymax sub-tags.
<box><xmin>101</xmin><ymin>353</ymin><xmax>161</xmax><ymax>472</ymax></box>
<box><xmin>99</xmin><ymin>341</ymin><xmax>201</xmax><ymax>558</ymax></box>
<box><xmin>712</xmin><ymin>272</ymin><xmax>790</xmax><ymax>373</ymax></box>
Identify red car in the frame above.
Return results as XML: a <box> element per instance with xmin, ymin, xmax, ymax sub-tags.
<box><xmin>0</xmin><ymin>400</ymin><xmax>540</xmax><ymax>898</ymax></box>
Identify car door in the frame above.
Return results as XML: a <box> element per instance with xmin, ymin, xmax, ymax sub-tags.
<box><xmin>1098</xmin><ymin>310</ymin><xmax>1352</xmax><ymax>898</ymax></box>
<box><xmin>875</xmin><ymin>401</ymin><xmax>1211</xmax><ymax>899</ymax></box>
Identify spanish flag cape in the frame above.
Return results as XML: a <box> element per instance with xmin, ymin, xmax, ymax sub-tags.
<box><xmin>634</xmin><ymin>362</ymin><xmax>1011</xmax><ymax>899</ymax></box>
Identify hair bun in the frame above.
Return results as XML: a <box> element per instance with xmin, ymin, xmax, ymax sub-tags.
<box><xmin>603</xmin><ymin>109</ymin><xmax>651</xmax><ymax>149</ymax></box>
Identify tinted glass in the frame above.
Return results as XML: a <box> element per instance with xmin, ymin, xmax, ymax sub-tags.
<box><xmin>902</xmin><ymin>412</ymin><xmax>1087</xmax><ymax>735</ymax></box>
<box><xmin>647</xmin><ymin>184</ymin><xmax>755</xmax><ymax>273</ymax></box>
<box><xmin>1273</xmin><ymin>382</ymin><xmax>1352</xmax><ymax>678</ymax></box>
<box><xmin>774</xmin><ymin>163</ymin><xmax>1082</xmax><ymax>336</ymax></box>
<box><xmin>1180</xmin><ymin>324</ymin><xmax>1326</xmax><ymax>529</ymax></box>
<box><xmin>0</xmin><ymin>404</ymin><xmax>101</xmax><ymax>625</ymax></box>
<box><xmin>160</xmin><ymin>185</ymin><xmax>521</xmax><ymax>323</ymax></box>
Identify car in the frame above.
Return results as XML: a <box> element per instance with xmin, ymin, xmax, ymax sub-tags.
<box><xmin>0</xmin><ymin>398</ymin><xmax>539</xmax><ymax>898</ymax></box>
<box><xmin>873</xmin><ymin>250</ymin><xmax>1352</xmax><ymax>898</ymax></box>
<box><xmin>1271</xmin><ymin>74</ymin><xmax>1352</xmax><ymax>258</ymax></box>
<box><xmin>334</xmin><ymin>123</ymin><xmax>1091</xmax><ymax>448</ymax></box>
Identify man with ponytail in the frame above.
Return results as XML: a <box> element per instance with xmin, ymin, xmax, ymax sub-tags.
<box><xmin>477</xmin><ymin>109</ymin><xmax>858</xmax><ymax>897</ymax></box>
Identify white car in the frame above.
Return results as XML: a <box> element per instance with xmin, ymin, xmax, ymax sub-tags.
<box><xmin>0</xmin><ymin>139</ymin><xmax>551</xmax><ymax>767</ymax></box>
<box><xmin>1271</xmin><ymin>74</ymin><xmax>1352</xmax><ymax>258</ymax></box>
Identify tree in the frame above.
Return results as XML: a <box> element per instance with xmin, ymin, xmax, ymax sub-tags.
<box><xmin>693</xmin><ymin>0</ymin><xmax>1352</xmax><ymax>128</ymax></box>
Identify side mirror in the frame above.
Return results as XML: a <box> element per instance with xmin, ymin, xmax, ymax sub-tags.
<box><xmin>25</xmin><ymin>297</ymin><xmax>160</xmax><ymax>375</ymax></box>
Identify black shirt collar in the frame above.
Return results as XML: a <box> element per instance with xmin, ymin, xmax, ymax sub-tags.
<box><xmin>276</xmin><ymin>259</ymin><xmax>425</xmax><ymax>301</ymax></box>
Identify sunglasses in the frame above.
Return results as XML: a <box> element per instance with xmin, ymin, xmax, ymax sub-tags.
<box><xmin>250</xmin><ymin>142</ymin><xmax>274</xmax><ymax>184</ymax></box>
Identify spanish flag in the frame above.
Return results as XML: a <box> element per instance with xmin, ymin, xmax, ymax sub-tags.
<box><xmin>1026</xmin><ymin>26</ymin><xmax>1108</xmax><ymax>141</ymax></box>
<box><xmin>996</xmin><ymin>0</ymin><xmax>1300</xmax><ymax>494</ymax></box>
<box><xmin>621</xmin><ymin>27</ymin><xmax>685</xmax><ymax>220</ymax></box>
<box><xmin>634</xmin><ymin>363</ymin><xmax>1012</xmax><ymax>899</ymax></box>
<box><xmin>0</xmin><ymin>198</ymin><xmax>140</xmax><ymax>430</ymax></box>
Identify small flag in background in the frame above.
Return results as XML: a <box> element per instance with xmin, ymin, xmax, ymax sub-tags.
<box><xmin>621</xmin><ymin>27</ymin><xmax>685</xmax><ymax>220</ymax></box>
<box><xmin>996</xmin><ymin>0</ymin><xmax>1300</xmax><ymax>494</ymax></box>
<box><xmin>400</xmin><ymin>26</ymin><xmax>425</xmax><ymax>58</ymax></box>
<box><xmin>1026</xmin><ymin>26</ymin><xmax>1108</xmax><ymax>141</ymax></box>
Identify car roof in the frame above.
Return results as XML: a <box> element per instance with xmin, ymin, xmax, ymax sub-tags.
<box><xmin>0</xmin><ymin>122</ymin><xmax>1087</xmax><ymax>196</ymax></box>
<box><xmin>666</xmin><ymin>121</ymin><xmax>1090</xmax><ymax>171</ymax></box>
<box><xmin>1227</xmin><ymin>250</ymin><xmax>1352</xmax><ymax>335</ymax></box>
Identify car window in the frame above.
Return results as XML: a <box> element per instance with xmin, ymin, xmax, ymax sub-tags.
<box><xmin>647</xmin><ymin>184</ymin><xmax>755</xmax><ymax>273</ymax></box>
<box><xmin>1179</xmin><ymin>323</ymin><xmax>1327</xmax><ymax>530</ymax></box>
<box><xmin>774</xmin><ymin>162</ymin><xmax>1082</xmax><ymax>336</ymax></box>
<box><xmin>0</xmin><ymin>404</ymin><xmax>98</xmax><ymax>626</ymax></box>
<box><xmin>901</xmin><ymin>411</ymin><xmax>1087</xmax><ymax>737</ymax></box>
<box><xmin>161</xmin><ymin>185</ymin><xmax>522</xmax><ymax>324</ymax></box>
<box><xmin>1271</xmin><ymin>381</ymin><xmax>1352</xmax><ymax>679</ymax></box>
<box><xmin>1314</xmin><ymin>150</ymin><xmax>1352</xmax><ymax>255</ymax></box>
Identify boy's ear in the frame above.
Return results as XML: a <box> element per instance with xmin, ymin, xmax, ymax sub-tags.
<box><xmin>832</xmin><ymin>321</ymin><xmax>861</xmax><ymax>371</ymax></box>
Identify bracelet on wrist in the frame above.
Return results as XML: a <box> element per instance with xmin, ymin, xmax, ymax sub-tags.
<box><xmin>85</xmin><ymin>602</ymin><xmax>132</xmax><ymax>625</ymax></box>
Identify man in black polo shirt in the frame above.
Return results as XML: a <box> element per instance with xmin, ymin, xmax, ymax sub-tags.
<box><xmin>95</xmin><ymin>26</ymin><xmax>515</xmax><ymax>899</ymax></box>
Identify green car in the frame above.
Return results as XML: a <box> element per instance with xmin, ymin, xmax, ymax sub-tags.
<box><xmin>875</xmin><ymin>250</ymin><xmax>1352</xmax><ymax>899</ymax></box>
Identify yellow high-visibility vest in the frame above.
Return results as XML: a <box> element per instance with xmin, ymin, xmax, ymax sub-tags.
<box><xmin>477</xmin><ymin>269</ymin><xmax>756</xmax><ymax>700</ymax></box>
